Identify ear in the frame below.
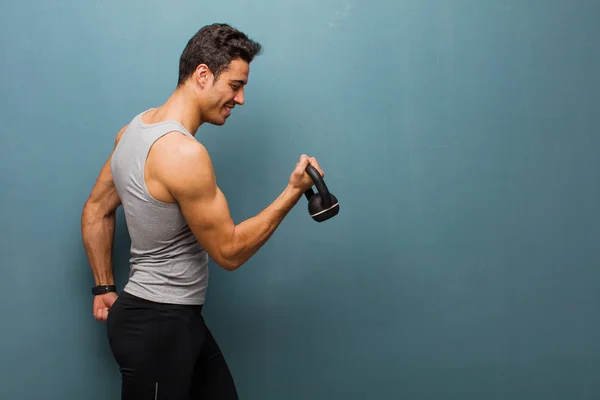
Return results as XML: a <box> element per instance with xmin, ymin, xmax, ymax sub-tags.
<box><xmin>194</xmin><ymin>64</ymin><xmax>213</xmax><ymax>88</ymax></box>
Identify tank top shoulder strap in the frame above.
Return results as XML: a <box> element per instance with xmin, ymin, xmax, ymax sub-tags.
<box><xmin>133</xmin><ymin>109</ymin><xmax>194</xmax><ymax>139</ymax></box>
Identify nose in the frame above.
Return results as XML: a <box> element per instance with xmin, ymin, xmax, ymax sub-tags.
<box><xmin>234</xmin><ymin>88</ymin><xmax>245</xmax><ymax>105</ymax></box>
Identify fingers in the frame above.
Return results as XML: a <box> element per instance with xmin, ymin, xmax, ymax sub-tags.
<box><xmin>297</xmin><ymin>154</ymin><xmax>324</xmax><ymax>178</ymax></box>
<box><xmin>308</xmin><ymin>156</ymin><xmax>324</xmax><ymax>178</ymax></box>
<box><xmin>92</xmin><ymin>293</ymin><xmax>118</xmax><ymax>322</ymax></box>
<box><xmin>297</xmin><ymin>154</ymin><xmax>310</xmax><ymax>169</ymax></box>
<box><xmin>94</xmin><ymin>307</ymin><xmax>110</xmax><ymax>322</ymax></box>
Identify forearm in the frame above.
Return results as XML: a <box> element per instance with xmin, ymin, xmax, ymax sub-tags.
<box><xmin>81</xmin><ymin>203</ymin><xmax>116</xmax><ymax>285</ymax></box>
<box><xmin>223</xmin><ymin>184</ymin><xmax>303</xmax><ymax>269</ymax></box>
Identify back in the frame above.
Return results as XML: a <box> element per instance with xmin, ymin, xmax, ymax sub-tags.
<box><xmin>110</xmin><ymin>109</ymin><xmax>209</xmax><ymax>305</ymax></box>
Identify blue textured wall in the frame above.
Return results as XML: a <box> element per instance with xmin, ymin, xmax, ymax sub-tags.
<box><xmin>1</xmin><ymin>1</ymin><xmax>600</xmax><ymax>399</ymax></box>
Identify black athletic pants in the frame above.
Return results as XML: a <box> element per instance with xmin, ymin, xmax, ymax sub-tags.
<box><xmin>106</xmin><ymin>290</ymin><xmax>238</xmax><ymax>399</ymax></box>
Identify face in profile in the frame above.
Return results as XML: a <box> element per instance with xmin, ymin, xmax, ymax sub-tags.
<box><xmin>201</xmin><ymin>58</ymin><xmax>250</xmax><ymax>126</ymax></box>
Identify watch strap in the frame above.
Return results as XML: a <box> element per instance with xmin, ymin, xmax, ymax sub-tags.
<box><xmin>92</xmin><ymin>285</ymin><xmax>117</xmax><ymax>296</ymax></box>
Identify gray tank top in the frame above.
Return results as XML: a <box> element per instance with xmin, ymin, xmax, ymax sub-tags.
<box><xmin>110</xmin><ymin>109</ymin><xmax>209</xmax><ymax>305</ymax></box>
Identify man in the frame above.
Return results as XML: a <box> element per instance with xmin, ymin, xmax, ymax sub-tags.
<box><xmin>81</xmin><ymin>23</ymin><xmax>324</xmax><ymax>399</ymax></box>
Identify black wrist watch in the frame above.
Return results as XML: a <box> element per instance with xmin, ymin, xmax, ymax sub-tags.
<box><xmin>92</xmin><ymin>285</ymin><xmax>117</xmax><ymax>296</ymax></box>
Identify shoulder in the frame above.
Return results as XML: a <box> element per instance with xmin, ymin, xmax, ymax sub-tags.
<box><xmin>115</xmin><ymin>124</ymin><xmax>129</xmax><ymax>143</ymax></box>
<box><xmin>150</xmin><ymin>132</ymin><xmax>216</xmax><ymax>198</ymax></box>
<box><xmin>116</xmin><ymin>124</ymin><xmax>128</xmax><ymax>140</ymax></box>
<box><xmin>151</xmin><ymin>131</ymin><xmax>212</xmax><ymax>173</ymax></box>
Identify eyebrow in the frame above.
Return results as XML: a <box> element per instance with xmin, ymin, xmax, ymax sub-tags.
<box><xmin>229</xmin><ymin>79</ymin><xmax>247</xmax><ymax>86</ymax></box>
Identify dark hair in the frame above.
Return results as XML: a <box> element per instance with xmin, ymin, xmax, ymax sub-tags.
<box><xmin>178</xmin><ymin>23</ymin><xmax>262</xmax><ymax>86</ymax></box>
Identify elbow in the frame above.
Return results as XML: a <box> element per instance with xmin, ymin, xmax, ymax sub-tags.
<box><xmin>82</xmin><ymin>199</ymin><xmax>99</xmax><ymax>218</ymax></box>
<box><xmin>217</xmin><ymin>257</ymin><xmax>245</xmax><ymax>272</ymax></box>
<box><xmin>82</xmin><ymin>199</ymin><xmax>92</xmax><ymax>215</ymax></box>
<box><xmin>82</xmin><ymin>199</ymin><xmax>116</xmax><ymax>220</ymax></box>
<box><xmin>214</xmin><ymin>248</ymin><xmax>246</xmax><ymax>271</ymax></box>
<box><xmin>209</xmin><ymin>230</ymin><xmax>247</xmax><ymax>271</ymax></box>
<box><xmin>81</xmin><ymin>201</ymin><xmax>95</xmax><ymax>225</ymax></box>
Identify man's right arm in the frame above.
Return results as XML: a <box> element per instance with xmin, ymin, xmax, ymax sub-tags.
<box><xmin>162</xmin><ymin>138</ymin><xmax>321</xmax><ymax>271</ymax></box>
<box><xmin>81</xmin><ymin>126</ymin><xmax>127</xmax><ymax>286</ymax></box>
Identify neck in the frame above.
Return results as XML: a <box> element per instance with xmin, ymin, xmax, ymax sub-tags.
<box><xmin>151</xmin><ymin>84</ymin><xmax>204</xmax><ymax>135</ymax></box>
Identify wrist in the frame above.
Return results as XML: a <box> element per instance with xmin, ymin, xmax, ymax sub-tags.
<box><xmin>285</xmin><ymin>183</ymin><xmax>304</xmax><ymax>200</ymax></box>
<box><xmin>93</xmin><ymin>273</ymin><xmax>114</xmax><ymax>287</ymax></box>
